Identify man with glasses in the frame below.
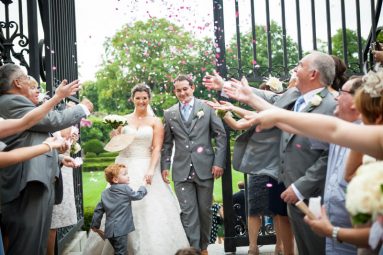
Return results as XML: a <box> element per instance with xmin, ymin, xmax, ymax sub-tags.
<box><xmin>0</xmin><ymin>64</ymin><xmax>93</xmax><ymax>255</ymax></box>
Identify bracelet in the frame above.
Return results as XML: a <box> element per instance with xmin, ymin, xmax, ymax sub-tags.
<box><xmin>42</xmin><ymin>142</ymin><xmax>53</xmax><ymax>152</ymax></box>
<box><xmin>332</xmin><ymin>226</ymin><xmax>342</xmax><ymax>243</ymax></box>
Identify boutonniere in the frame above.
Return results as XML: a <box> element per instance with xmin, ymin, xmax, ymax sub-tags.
<box><xmin>196</xmin><ymin>109</ymin><xmax>204</xmax><ymax>119</ymax></box>
<box><xmin>310</xmin><ymin>94</ymin><xmax>323</xmax><ymax>107</ymax></box>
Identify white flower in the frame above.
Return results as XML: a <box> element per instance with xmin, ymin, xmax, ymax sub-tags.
<box><xmin>346</xmin><ymin>161</ymin><xmax>383</xmax><ymax>224</ymax></box>
<box><xmin>362</xmin><ymin>66</ymin><xmax>383</xmax><ymax>98</ymax></box>
<box><xmin>264</xmin><ymin>75</ymin><xmax>283</xmax><ymax>93</ymax></box>
<box><xmin>310</xmin><ymin>94</ymin><xmax>322</xmax><ymax>106</ymax></box>
<box><xmin>103</xmin><ymin>114</ymin><xmax>128</xmax><ymax>129</ymax></box>
<box><xmin>196</xmin><ymin>110</ymin><xmax>204</xmax><ymax>119</ymax></box>
<box><xmin>71</xmin><ymin>142</ymin><xmax>82</xmax><ymax>154</ymax></box>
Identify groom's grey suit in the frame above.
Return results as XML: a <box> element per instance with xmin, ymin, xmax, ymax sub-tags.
<box><xmin>161</xmin><ymin>98</ymin><xmax>227</xmax><ymax>250</ymax></box>
<box><xmin>0</xmin><ymin>94</ymin><xmax>87</xmax><ymax>255</ymax></box>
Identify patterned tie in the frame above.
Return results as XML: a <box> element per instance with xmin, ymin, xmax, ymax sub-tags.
<box><xmin>182</xmin><ymin>103</ymin><xmax>190</xmax><ymax>120</ymax></box>
<box><xmin>293</xmin><ymin>96</ymin><xmax>305</xmax><ymax>112</ymax></box>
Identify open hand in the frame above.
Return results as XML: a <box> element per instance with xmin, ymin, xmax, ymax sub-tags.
<box><xmin>61</xmin><ymin>155</ymin><xmax>76</xmax><ymax>168</ymax></box>
<box><xmin>203</xmin><ymin>70</ymin><xmax>225</xmax><ymax>91</ymax></box>
<box><xmin>223</xmin><ymin>77</ymin><xmax>253</xmax><ymax>104</ymax></box>
<box><xmin>206</xmin><ymin>98</ymin><xmax>234</xmax><ymax>111</ymax></box>
<box><xmin>55</xmin><ymin>79</ymin><xmax>81</xmax><ymax>99</ymax></box>
<box><xmin>44</xmin><ymin>137</ymin><xmax>66</xmax><ymax>151</ymax></box>
<box><xmin>243</xmin><ymin>108</ymin><xmax>280</xmax><ymax>132</ymax></box>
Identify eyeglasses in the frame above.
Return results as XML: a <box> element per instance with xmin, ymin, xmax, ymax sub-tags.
<box><xmin>338</xmin><ymin>88</ymin><xmax>354</xmax><ymax>95</ymax></box>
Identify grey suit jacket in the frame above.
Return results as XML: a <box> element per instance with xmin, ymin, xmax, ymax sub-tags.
<box><xmin>161</xmin><ymin>98</ymin><xmax>227</xmax><ymax>181</ymax></box>
<box><xmin>232</xmin><ymin>88</ymin><xmax>300</xmax><ymax>179</ymax></box>
<box><xmin>91</xmin><ymin>184</ymin><xmax>147</xmax><ymax>239</ymax></box>
<box><xmin>278</xmin><ymin>88</ymin><xmax>336</xmax><ymax>198</ymax></box>
<box><xmin>0</xmin><ymin>94</ymin><xmax>87</xmax><ymax>203</ymax></box>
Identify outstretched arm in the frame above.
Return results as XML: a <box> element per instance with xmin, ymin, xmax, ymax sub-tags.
<box><xmin>0</xmin><ymin>79</ymin><xmax>81</xmax><ymax>138</ymax></box>
<box><xmin>0</xmin><ymin>137</ymin><xmax>65</xmax><ymax>167</ymax></box>
<box><xmin>250</xmin><ymin>108</ymin><xmax>383</xmax><ymax>159</ymax></box>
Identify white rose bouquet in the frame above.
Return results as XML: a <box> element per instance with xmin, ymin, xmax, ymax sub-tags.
<box><xmin>103</xmin><ymin>114</ymin><xmax>128</xmax><ymax>129</ymax></box>
<box><xmin>264</xmin><ymin>75</ymin><xmax>284</xmax><ymax>93</ymax></box>
<box><xmin>346</xmin><ymin>161</ymin><xmax>383</xmax><ymax>225</ymax></box>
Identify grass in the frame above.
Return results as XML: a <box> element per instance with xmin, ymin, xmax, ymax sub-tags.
<box><xmin>82</xmin><ymin>169</ymin><xmax>244</xmax><ymax>209</ymax></box>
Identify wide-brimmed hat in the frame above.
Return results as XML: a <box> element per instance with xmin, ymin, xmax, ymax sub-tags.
<box><xmin>104</xmin><ymin>134</ymin><xmax>135</xmax><ymax>152</ymax></box>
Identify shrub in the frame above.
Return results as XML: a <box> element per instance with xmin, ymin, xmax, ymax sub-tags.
<box><xmin>83</xmin><ymin>139</ymin><xmax>105</xmax><ymax>155</ymax></box>
<box><xmin>82</xmin><ymin>206</ymin><xmax>94</xmax><ymax>231</ymax></box>
<box><xmin>99</xmin><ymin>152</ymin><xmax>119</xmax><ymax>157</ymax></box>
<box><xmin>81</xmin><ymin>117</ymin><xmax>113</xmax><ymax>143</ymax></box>
<box><xmin>85</xmin><ymin>152</ymin><xmax>97</xmax><ymax>158</ymax></box>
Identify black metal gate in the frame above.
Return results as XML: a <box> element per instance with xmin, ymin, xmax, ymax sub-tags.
<box><xmin>212</xmin><ymin>0</ymin><xmax>382</xmax><ymax>252</ymax></box>
<box><xmin>0</xmin><ymin>0</ymin><xmax>83</xmax><ymax>254</ymax></box>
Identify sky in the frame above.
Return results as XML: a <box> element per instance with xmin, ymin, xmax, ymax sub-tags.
<box><xmin>73</xmin><ymin>0</ymin><xmax>381</xmax><ymax>81</ymax></box>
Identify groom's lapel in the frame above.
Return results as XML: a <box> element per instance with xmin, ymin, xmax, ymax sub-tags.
<box><xmin>171</xmin><ymin>103</ymin><xmax>188</xmax><ymax>134</ymax></box>
<box><xmin>189</xmin><ymin>99</ymin><xmax>201</xmax><ymax>133</ymax></box>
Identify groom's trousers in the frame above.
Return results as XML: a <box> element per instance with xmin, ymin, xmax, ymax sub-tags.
<box><xmin>174</xmin><ymin>174</ymin><xmax>214</xmax><ymax>250</ymax></box>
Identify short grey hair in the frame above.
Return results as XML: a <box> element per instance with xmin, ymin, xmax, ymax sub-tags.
<box><xmin>307</xmin><ymin>51</ymin><xmax>336</xmax><ymax>86</ymax></box>
<box><xmin>0</xmin><ymin>64</ymin><xmax>25</xmax><ymax>95</ymax></box>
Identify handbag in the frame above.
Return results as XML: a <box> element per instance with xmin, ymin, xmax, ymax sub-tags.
<box><xmin>54</xmin><ymin>170</ymin><xmax>64</xmax><ymax>205</ymax></box>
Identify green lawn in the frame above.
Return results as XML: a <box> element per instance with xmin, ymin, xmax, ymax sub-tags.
<box><xmin>82</xmin><ymin>169</ymin><xmax>244</xmax><ymax>209</ymax></box>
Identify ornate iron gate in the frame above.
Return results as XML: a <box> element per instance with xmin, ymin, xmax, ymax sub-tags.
<box><xmin>0</xmin><ymin>0</ymin><xmax>83</xmax><ymax>254</ymax></box>
<box><xmin>212</xmin><ymin>0</ymin><xmax>382</xmax><ymax>252</ymax></box>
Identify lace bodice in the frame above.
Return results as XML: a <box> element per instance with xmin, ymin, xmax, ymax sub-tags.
<box><xmin>119</xmin><ymin>125</ymin><xmax>153</xmax><ymax>158</ymax></box>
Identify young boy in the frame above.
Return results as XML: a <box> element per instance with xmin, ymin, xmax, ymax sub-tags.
<box><xmin>91</xmin><ymin>163</ymin><xmax>147</xmax><ymax>255</ymax></box>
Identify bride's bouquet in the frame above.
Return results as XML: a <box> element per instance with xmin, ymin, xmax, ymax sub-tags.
<box><xmin>103</xmin><ymin>114</ymin><xmax>128</xmax><ymax>129</ymax></box>
<box><xmin>345</xmin><ymin>161</ymin><xmax>383</xmax><ymax>225</ymax></box>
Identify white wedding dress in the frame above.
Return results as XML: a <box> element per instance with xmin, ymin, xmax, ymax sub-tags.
<box><xmin>83</xmin><ymin>125</ymin><xmax>189</xmax><ymax>255</ymax></box>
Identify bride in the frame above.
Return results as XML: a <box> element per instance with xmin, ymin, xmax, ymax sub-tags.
<box><xmin>83</xmin><ymin>84</ymin><xmax>189</xmax><ymax>255</ymax></box>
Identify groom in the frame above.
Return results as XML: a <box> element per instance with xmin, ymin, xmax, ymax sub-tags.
<box><xmin>161</xmin><ymin>75</ymin><xmax>227</xmax><ymax>254</ymax></box>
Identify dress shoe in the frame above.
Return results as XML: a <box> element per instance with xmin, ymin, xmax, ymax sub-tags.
<box><xmin>201</xmin><ymin>249</ymin><xmax>208</xmax><ymax>255</ymax></box>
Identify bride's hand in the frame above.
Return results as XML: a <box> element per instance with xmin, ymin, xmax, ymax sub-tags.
<box><xmin>109</xmin><ymin>126</ymin><xmax>123</xmax><ymax>138</ymax></box>
<box><xmin>144</xmin><ymin>171</ymin><xmax>154</xmax><ymax>185</ymax></box>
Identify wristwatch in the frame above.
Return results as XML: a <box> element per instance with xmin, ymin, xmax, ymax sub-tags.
<box><xmin>332</xmin><ymin>226</ymin><xmax>342</xmax><ymax>243</ymax></box>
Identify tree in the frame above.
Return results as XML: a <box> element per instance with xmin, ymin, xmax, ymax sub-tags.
<box><xmin>88</xmin><ymin>18</ymin><xmax>217</xmax><ymax>115</ymax></box>
<box><xmin>325</xmin><ymin>28</ymin><xmax>366</xmax><ymax>71</ymax></box>
<box><xmin>225</xmin><ymin>21</ymin><xmax>299</xmax><ymax>83</ymax></box>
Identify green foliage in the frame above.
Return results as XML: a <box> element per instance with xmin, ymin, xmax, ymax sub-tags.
<box><xmin>82</xmin><ymin>139</ymin><xmax>105</xmax><ymax>155</ymax></box>
<box><xmin>351</xmin><ymin>212</ymin><xmax>371</xmax><ymax>225</ymax></box>
<box><xmin>99</xmin><ymin>152</ymin><xmax>119</xmax><ymax>157</ymax></box>
<box><xmin>81</xmin><ymin>117</ymin><xmax>112</xmax><ymax>143</ymax></box>
<box><xmin>86</xmin><ymin>18</ymin><xmax>217</xmax><ymax>115</ymax></box>
<box><xmin>85</xmin><ymin>152</ymin><xmax>97</xmax><ymax>158</ymax></box>
<box><xmin>226</xmin><ymin>21</ymin><xmax>299</xmax><ymax>79</ymax></box>
<box><xmin>326</xmin><ymin>28</ymin><xmax>367</xmax><ymax>68</ymax></box>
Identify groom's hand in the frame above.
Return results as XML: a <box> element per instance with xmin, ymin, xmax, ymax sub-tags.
<box><xmin>161</xmin><ymin>170</ymin><xmax>170</xmax><ymax>184</ymax></box>
<box><xmin>212</xmin><ymin>166</ymin><xmax>223</xmax><ymax>179</ymax></box>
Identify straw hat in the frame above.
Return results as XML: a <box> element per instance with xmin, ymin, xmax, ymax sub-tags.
<box><xmin>104</xmin><ymin>134</ymin><xmax>135</xmax><ymax>152</ymax></box>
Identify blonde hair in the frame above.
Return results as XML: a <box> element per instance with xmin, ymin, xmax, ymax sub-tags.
<box><xmin>354</xmin><ymin>67</ymin><xmax>383</xmax><ymax>124</ymax></box>
<box><xmin>104</xmin><ymin>163</ymin><xmax>126</xmax><ymax>184</ymax></box>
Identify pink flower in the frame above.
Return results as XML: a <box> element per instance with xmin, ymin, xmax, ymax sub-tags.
<box><xmin>80</xmin><ymin>118</ymin><xmax>93</xmax><ymax>128</ymax></box>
